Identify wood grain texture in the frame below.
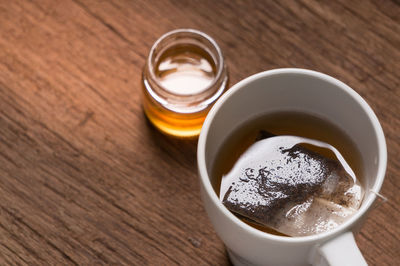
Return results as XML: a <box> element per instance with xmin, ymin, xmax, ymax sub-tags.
<box><xmin>0</xmin><ymin>0</ymin><xmax>398</xmax><ymax>265</ymax></box>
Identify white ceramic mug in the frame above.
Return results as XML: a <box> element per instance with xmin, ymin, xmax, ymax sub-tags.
<box><xmin>197</xmin><ymin>69</ymin><xmax>387</xmax><ymax>266</ymax></box>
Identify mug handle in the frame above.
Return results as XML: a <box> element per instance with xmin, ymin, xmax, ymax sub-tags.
<box><xmin>312</xmin><ymin>232</ymin><xmax>367</xmax><ymax>266</ymax></box>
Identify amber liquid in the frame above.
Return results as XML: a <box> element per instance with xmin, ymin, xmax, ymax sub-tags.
<box><xmin>212</xmin><ymin>112</ymin><xmax>363</xmax><ymax>236</ymax></box>
<box><xmin>142</xmin><ymin>91</ymin><xmax>211</xmax><ymax>138</ymax></box>
<box><xmin>143</xmin><ymin>44</ymin><xmax>218</xmax><ymax>138</ymax></box>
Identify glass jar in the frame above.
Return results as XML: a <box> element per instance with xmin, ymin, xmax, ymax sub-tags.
<box><xmin>142</xmin><ymin>29</ymin><xmax>228</xmax><ymax>138</ymax></box>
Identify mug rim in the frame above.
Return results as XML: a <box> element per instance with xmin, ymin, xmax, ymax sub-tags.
<box><xmin>197</xmin><ymin>68</ymin><xmax>387</xmax><ymax>243</ymax></box>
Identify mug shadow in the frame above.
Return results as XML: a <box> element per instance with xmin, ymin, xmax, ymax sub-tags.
<box><xmin>142</xmin><ymin>112</ymin><xmax>236</xmax><ymax>265</ymax></box>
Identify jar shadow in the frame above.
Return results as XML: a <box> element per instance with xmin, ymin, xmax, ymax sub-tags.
<box><xmin>142</xmin><ymin>111</ymin><xmax>198</xmax><ymax>172</ymax></box>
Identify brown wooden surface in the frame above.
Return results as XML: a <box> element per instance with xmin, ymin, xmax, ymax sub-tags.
<box><xmin>0</xmin><ymin>0</ymin><xmax>399</xmax><ymax>265</ymax></box>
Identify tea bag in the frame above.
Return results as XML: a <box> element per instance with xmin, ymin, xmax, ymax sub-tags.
<box><xmin>220</xmin><ymin>132</ymin><xmax>363</xmax><ymax>237</ymax></box>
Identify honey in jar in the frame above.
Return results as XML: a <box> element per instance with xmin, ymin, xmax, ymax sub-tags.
<box><xmin>142</xmin><ymin>29</ymin><xmax>228</xmax><ymax>138</ymax></box>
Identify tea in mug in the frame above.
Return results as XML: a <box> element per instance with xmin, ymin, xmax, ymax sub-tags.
<box><xmin>212</xmin><ymin>112</ymin><xmax>364</xmax><ymax>237</ymax></box>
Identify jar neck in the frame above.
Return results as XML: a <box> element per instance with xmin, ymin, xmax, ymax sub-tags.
<box><xmin>143</xmin><ymin>29</ymin><xmax>228</xmax><ymax>113</ymax></box>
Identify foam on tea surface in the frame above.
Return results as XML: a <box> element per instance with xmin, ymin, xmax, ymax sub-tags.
<box><xmin>220</xmin><ymin>133</ymin><xmax>363</xmax><ymax>237</ymax></box>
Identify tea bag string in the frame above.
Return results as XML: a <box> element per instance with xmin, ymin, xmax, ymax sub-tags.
<box><xmin>369</xmin><ymin>189</ymin><xmax>388</xmax><ymax>210</ymax></box>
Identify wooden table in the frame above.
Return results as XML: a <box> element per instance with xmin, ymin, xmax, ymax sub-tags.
<box><xmin>0</xmin><ymin>0</ymin><xmax>399</xmax><ymax>265</ymax></box>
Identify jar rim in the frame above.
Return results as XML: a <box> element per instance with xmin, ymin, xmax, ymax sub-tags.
<box><xmin>145</xmin><ymin>29</ymin><xmax>227</xmax><ymax>108</ymax></box>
